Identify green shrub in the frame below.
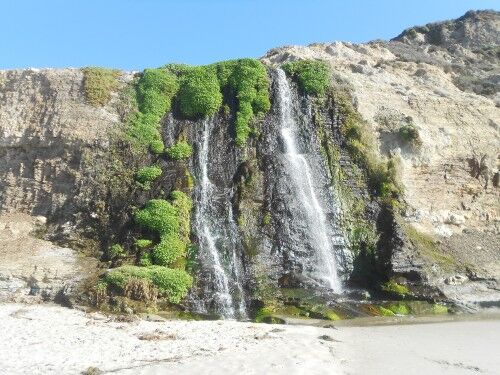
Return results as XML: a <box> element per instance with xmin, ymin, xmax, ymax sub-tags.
<box><xmin>178</xmin><ymin>66</ymin><xmax>222</xmax><ymax>118</ymax></box>
<box><xmin>107</xmin><ymin>244</ymin><xmax>124</xmax><ymax>260</ymax></box>
<box><xmin>105</xmin><ymin>265</ymin><xmax>193</xmax><ymax>304</ymax></box>
<box><xmin>166</xmin><ymin>141</ymin><xmax>193</xmax><ymax>160</ymax></box>
<box><xmin>283</xmin><ymin>60</ymin><xmax>330</xmax><ymax>96</ymax></box>
<box><xmin>135</xmin><ymin>166</ymin><xmax>162</xmax><ymax>189</ymax></box>
<box><xmin>152</xmin><ymin>234</ymin><xmax>186</xmax><ymax>266</ymax></box>
<box><xmin>82</xmin><ymin>67</ymin><xmax>120</xmax><ymax>106</ymax></box>
<box><xmin>135</xmin><ymin>199</ymin><xmax>180</xmax><ymax>235</ymax></box>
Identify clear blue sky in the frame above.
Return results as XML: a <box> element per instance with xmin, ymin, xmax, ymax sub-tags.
<box><xmin>1</xmin><ymin>0</ymin><xmax>498</xmax><ymax>70</ymax></box>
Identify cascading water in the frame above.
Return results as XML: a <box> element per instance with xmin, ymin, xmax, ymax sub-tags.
<box><xmin>275</xmin><ymin>68</ymin><xmax>343</xmax><ymax>292</ymax></box>
<box><xmin>193</xmin><ymin>118</ymin><xmax>247</xmax><ymax>318</ymax></box>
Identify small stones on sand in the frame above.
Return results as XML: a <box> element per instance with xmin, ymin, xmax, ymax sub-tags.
<box><xmin>318</xmin><ymin>335</ymin><xmax>340</xmax><ymax>342</ymax></box>
<box><xmin>137</xmin><ymin>329</ymin><xmax>177</xmax><ymax>341</ymax></box>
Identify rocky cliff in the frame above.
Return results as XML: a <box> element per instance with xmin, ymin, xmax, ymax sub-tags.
<box><xmin>0</xmin><ymin>10</ymin><xmax>498</xmax><ymax>317</ymax></box>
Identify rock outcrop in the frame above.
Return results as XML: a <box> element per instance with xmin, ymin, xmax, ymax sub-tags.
<box><xmin>0</xmin><ymin>11</ymin><xmax>498</xmax><ymax>311</ymax></box>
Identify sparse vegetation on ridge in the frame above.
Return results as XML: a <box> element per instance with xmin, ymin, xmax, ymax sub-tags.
<box><xmin>82</xmin><ymin>67</ymin><xmax>120</xmax><ymax>106</ymax></box>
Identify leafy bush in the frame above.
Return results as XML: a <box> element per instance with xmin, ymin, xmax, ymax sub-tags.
<box><xmin>105</xmin><ymin>265</ymin><xmax>193</xmax><ymax>303</ymax></box>
<box><xmin>135</xmin><ymin>166</ymin><xmax>162</xmax><ymax>189</ymax></box>
<box><xmin>82</xmin><ymin>67</ymin><xmax>120</xmax><ymax>106</ymax></box>
<box><xmin>166</xmin><ymin>140</ymin><xmax>193</xmax><ymax>160</ymax></box>
<box><xmin>283</xmin><ymin>60</ymin><xmax>330</xmax><ymax>96</ymax></box>
<box><xmin>177</xmin><ymin>66</ymin><xmax>222</xmax><ymax>118</ymax></box>
<box><xmin>152</xmin><ymin>234</ymin><xmax>186</xmax><ymax>266</ymax></box>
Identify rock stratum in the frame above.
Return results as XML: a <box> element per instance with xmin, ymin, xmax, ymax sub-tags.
<box><xmin>0</xmin><ymin>10</ymin><xmax>498</xmax><ymax>318</ymax></box>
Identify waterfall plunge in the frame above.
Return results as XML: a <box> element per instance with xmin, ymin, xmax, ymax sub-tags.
<box><xmin>193</xmin><ymin>119</ymin><xmax>247</xmax><ymax>318</ymax></box>
<box><xmin>276</xmin><ymin>68</ymin><xmax>343</xmax><ymax>293</ymax></box>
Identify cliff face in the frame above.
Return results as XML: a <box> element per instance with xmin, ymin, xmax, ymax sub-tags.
<box><xmin>0</xmin><ymin>11</ymin><xmax>498</xmax><ymax>313</ymax></box>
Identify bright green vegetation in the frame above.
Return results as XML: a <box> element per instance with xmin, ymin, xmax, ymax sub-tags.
<box><xmin>135</xmin><ymin>166</ymin><xmax>162</xmax><ymax>190</ymax></box>
<box><xmin>387</xmin><ymin>302</ymin><xmax>410</xmax><ymax>315</ymax></box>
<box><xmin>382</xmin><ymin>280</ymin><xmax>410</xmax><ymax>297</ymax></box>
<box><xmin>283</xmin><ymin>60</ymin><xmax>331</xmax><ymax>96</ymax></box>
<box><xmin>135</xmin><ymin>191</ymin><xmax>193</xmax><ymax>267</ymax></box>
<box><xmin>178</xmin><ymin>67</ymin><xmax>222</xmax><ymax>118</ymax></box>
<box><xmin>262</xmin><ymin>212</ymin><xmax>271</xmax><ymax>226</ymax></box>
<box><xmin>128</xmin><ymin>68</ymin><xmax>179</xmax><ymax>154</ymax></box>
<box><xmin>106</xmin><ymin>244</ymin><xmax>124</xmax><ymax>260</ymax></box>
<box><xmin>166</xmin><ymin>59</ymin><xmax>270</xmax><ymax>146</ymax></box>
<box><xmin>105</xmin><ymin>265</ymin><xmax>193</xmax><ymax>304</ymax></box>
<box><xmin>335</xmin><ymin>90</ymin><xmax>401</xmax><ymax>200</ymax></box>
<box><xmin>81</xmin><ymin>67</ymin><xmax>120</xmax><ymax>106</ymax></box>
<box><xmin>135</xmin><ymin>239</ymin><xmax>152</xmax><ymax>249</ymax></box>
<box><xmin>166</xmin><ymin>140</ymin><xmax>193</xmax><ymax>160</ymax></box>
<box><xmin>220</xmin><ymin>59</ymin><xmax>271</xmax><ymax>145</ymax></box>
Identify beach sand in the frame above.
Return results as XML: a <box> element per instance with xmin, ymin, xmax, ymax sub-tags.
<box><xmin>1</xmin><ymin>303</ymin><xmax>498</xmax><ymax>374</ymax></box>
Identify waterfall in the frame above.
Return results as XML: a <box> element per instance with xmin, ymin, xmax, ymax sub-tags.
<box><xmin>275</xmin><ymin>68</ymin><xmax>343</xmax><ymax>292</ymax></box>
<box><xmin>193</xmin><ymin>118</ymin><xmax>247</xmax><ymax>318</ymax></box>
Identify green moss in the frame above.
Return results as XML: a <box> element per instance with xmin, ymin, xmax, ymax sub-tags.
<box><xmin>178</xmin><ymin>66</ymin><xmax>222</xmax><ymax>118</ymax></box>
<box><xmin>404</xmin><ymin>224</ymin><xmax>456</xmax><ymax>270</ymax></box>
<box><xmin>382</xmin><ymin>280</ymin><xmax>410</xmax><ymax>297</ymax></box>
<box><xmin>433</xmin><ymin>304</ymin><xmax>448</xmax><ymax>314</ymax></box>
<box><xmin>283</xmin><ymin>60</ymin><xmax>330</xmax><ymax>96</ymax></box>
<box><xmin>135</xmin><ymin>239</ymin><xmax>153</xmax><ymax>249</ymax></box>
<box><xmin>262</xmin><ymin>212</ymin><xmax>271</xmax><ymax>226</ymax></box>
<box><xmin>137</xmin><ymin>68</ymin><xmax>179</xmax><ymax>117</ymax></box>
<box><xmin>378</xmin><ymin>306</ymin><xmax>396</xmax><ymax>316</ymax></box>
<box><xmin>168</xmin><ymin>59</ymin><xmax>270</xmax><ymax>146</ymax></box>
<box><xmin>105</xmin><ymin>265</ymin><xmax>192</xmax><ymax>304</ymax></box>
<box><xmin>128</xmin><ymin>68</ymin><xmax>179</xmax><ymax>154</ymax></box>
<box><xmin>166</xmin><ymin>140</ymin><xmax>193</xmax><ymax>160</ymax></box>
<box><xmin>135</xmin><ymin>166</ymin><xmax>162</xmax><ymax>190</ymax></box>
<box><xmin>139</xmin><ymin>252</ymin><xmax>153</xmax><ymax>267</ymax></box>
<box><xmin>135</xmin><ymin>199</ymin><xmax>180</xmax><ymax>235</ymax></box>
<box><xmin>224</xmin><ymin>59</ymin><xmax>271</xmax><ymax>145</ymax></box>
<box><xmin>387</xmin><ymin>302</ymin><xmax>410</xmax><ymax>315</ymax></box>
<box><xmin>135</xmin><ymin>191</ymin><xmax>192</xmax><ymax>269</ymax></box>
<box><xmin>152</xmin><ymin>234</ymin><xmax>186</xmax><ymax>266</ymax></box>
<box><xmin>81</xmin><ymin>67</ymin><xmax>120</xmax><ymax>106</ymax></box>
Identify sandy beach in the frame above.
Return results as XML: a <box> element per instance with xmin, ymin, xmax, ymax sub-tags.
<box><xmin>1</xmin><ymin>303</ymin><xmax>499</xmax><ymax>375</ymax></box>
